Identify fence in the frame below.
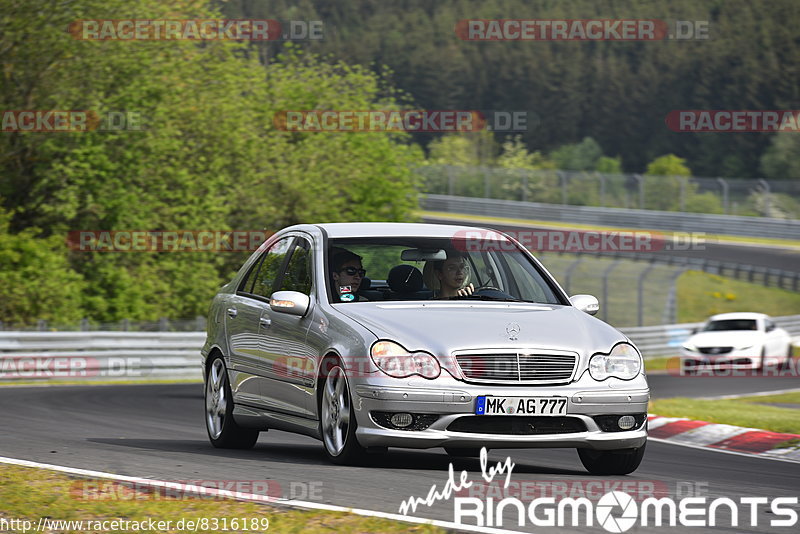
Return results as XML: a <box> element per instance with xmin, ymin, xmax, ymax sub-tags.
<box><xmin>420</xmin><ymin>194</ymin><xmax>800</xmax><ymax>241</ymax></box>
<box><xmin>417</xmin><ymin>165</ymin><xmax>800</xmax><ymax>219</ymax></box>
<box><xmin>1</xmin><ymin>316</ymin><xmax>798</xmax><ymax>382</ymax></box>
<box><xmin>0</xmin><ymin>317</ymin><xmax>207</xmax><ymax>332</ymax></box>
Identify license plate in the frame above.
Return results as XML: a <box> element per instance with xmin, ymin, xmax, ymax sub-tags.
<box><xmin>475</xmin><ymin>396</ymin><xmax>567</xmax><ymax>416</ymax></box>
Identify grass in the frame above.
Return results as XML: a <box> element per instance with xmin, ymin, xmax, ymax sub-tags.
<box><xmin>649</xmin><ymin>391</ymin><xmax>800</xmax><ymax>435</ymax></box>
<box><xmin>676</xmin><ymin>270</ymin><xmax>800</xmax><ymax>323</ymax></box>
<box><xmin>419</xmin><ymin>210</ymin><xmax>800</xmax><ymax>249</ymax></box>
<box><xmin>643</xmin><ymin>357</ymin><xmax>678</xmax><ymax>372</ymax></box>
<box><xmin>0</xmin><ymin>464</ymin><xmax>445</xmax><ymax>534</ymax></box>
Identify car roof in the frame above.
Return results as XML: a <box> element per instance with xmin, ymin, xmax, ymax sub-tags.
<box><xmin>314</xmin><ymin>222</ymin><xmax>510</xmax><ymax>239</ymax></box>
<box><xmin>708</xmin><ymin>312</ymin><xmax>767</xmax><ymax>321</ymax></box>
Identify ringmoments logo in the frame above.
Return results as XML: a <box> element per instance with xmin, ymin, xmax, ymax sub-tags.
<box><xmin>397</xmin><ymin>448</ymin><xmax>798</xmax><ymax>530</ymax></box>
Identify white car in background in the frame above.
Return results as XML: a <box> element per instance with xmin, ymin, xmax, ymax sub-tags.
<box><xmin>681</xmin><ymin>312</ymin><xmax>794</xmax><ymax>371</ymax></box>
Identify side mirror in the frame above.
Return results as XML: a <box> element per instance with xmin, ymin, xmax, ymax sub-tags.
<box><xmin>766</xmin><ymin>323</ymin><xmax>776</xmax><ymax>332</ymax></box>
<box><xmin>569</xmin><ymin>294</ymin><xmax>599</xmax><ymax>316</ymax></box>
<box><xmin>691</xmin><ymin>327</ymin><xmax>699</xmax><ymax>335</ymax></box>
<box><xmin>270</xmin><ymin>291</ymin><xmax>310</xmax><ymax>317</ymax></box>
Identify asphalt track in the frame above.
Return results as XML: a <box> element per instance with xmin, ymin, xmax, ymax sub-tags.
<box><xmin>421</xmin><ymin>215</ymin><xmax>800</xmax><ymax>273</ymax></box>
<box><xmin>2</xmin><ymin>379</ymin><xmax>798</xmax><ymax>533</ymax></box>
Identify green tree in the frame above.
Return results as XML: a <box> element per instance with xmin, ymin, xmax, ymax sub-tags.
<box><xmin>550</xmin><ymin>137</ymin><xmax>604</xmax><ymax>171</ymax></box>
<box><xmin>760</xmin><ymin>132</ymin><xmax>800</xmax><ymax>181</ymax></box>
<box><xmin>0</xmin><ymin>0</ymin><xmax>424</xmax><ymax>324</ymax></box>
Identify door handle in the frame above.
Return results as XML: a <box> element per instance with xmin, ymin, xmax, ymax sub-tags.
<box><xmin>227</xmin><ymin>307</ymin><xmax>238</xmax><ymax>318</ymax></box>
<box><xmin>259</xmin><ymin>317</ymin><xmax>272</xmax><ymax>328</ymax></box>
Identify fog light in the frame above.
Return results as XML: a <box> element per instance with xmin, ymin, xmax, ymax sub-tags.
<box><xmin>618</xmin><ymin>415</ymin><xmax>635</xmax><ymax>430</ymax></box>
<box><xmin>390</xmin><ymin>413</ymin><xmax>413</xmax><ymax>428</ymax></box>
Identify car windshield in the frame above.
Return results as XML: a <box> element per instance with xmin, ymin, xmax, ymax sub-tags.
<box><xmin>703</xmin><ymin>319</ymin><xmax>758</xmax><ymax>331</ymax></box>
<box><xmin>327</xmin><ymin>236</ymin><xmax>565</xmax><ymax>304</ymax></box>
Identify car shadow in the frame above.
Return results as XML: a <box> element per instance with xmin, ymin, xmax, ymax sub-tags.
<box><xmin>88</xmin><ymin>437</ymin><xmax>585</xmax><ymax>475</ymax></box>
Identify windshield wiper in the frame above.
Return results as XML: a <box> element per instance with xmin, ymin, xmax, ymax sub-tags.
<box><xmin>458</xmin><ymin>294</ymin><xmax>523</xmax><ymax>302</ymax></box>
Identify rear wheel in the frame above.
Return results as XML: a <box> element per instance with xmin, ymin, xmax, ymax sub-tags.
<box><xmin>205</xmin><ymin>356</ymin><xmax>259</xmax><ymax>449</ymax></box>
<box><xmin>781</xmin><ymin>344</ymin><xmax>794</xmax><ymax>370</ymax></box>
<box><xmin>320</xmin><ymin>360</ymin><xmax>366</xmax><ymax>465</ymax></box>
<box><xmin>577</xmin><ymin>444</ymin><xmax>646</xmax><ymax>475</ymax></box>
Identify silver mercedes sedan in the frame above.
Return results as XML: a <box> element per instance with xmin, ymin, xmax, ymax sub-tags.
<box><xmin>202</xmin><ymin>223</ymin><xmax>649</xmax><ymax>474</ymax></box>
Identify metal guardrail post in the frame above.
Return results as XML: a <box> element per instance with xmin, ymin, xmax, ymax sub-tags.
<box><xmin>522</xmin><ymin>172</ymin><xmax>528</xmax><ymax>203</ymax></box>
<box><xmin>662</xmin><ymin>267</ymin><xmax>689</xmax><ymax>324</ymax></box>
<box><xmin>633</xmin><ymin>174</ymin><xmax>644</xmax><ymax>209</ymax></box>
<box><xmin>601</xmin><ymin>260</ymin><xmax>621</xmax><ymax>322</ymax></box>
<box><xmin>447</xmin><ymin>166</ymin><xmax>455</xmax><ymax>196</ymax></box>
<box><xmin>559</xmin><ymin>171</ymin><xmax>568</xmax><ymax>205</ymax></box>
<box><xmin>598</xmin><ymin>172</ymin><xmax>606</xmax><ymax>207</ymax></box>
<box><xmin>637</xmin><ymin>262</ymin><xmax>657</xmax><ymax>326</ymax></box>
<box><xmin>716</xmin><ymin>177</ymin><xmax>729</xmax><ymax>214</ymax></box>
<box><xmin>679</xmin><ymin>176</ymin><xmax>686</xmax><ymax>212</ymax></box>
<box><xmin>758</xmin><ymin>178</ymin><xmax>771</xmax><ymax>216</ymax></box>
<box><xmin>563</xmin><ymin>257</ymin><xmax>583</xmax><ymax>295</ymax></box>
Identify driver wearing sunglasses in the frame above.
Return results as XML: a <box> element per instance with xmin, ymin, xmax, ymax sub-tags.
<box><xmin>331</xmin><ymin>248</ymin><xmax>368</xmax><ymax>302</ymax></box>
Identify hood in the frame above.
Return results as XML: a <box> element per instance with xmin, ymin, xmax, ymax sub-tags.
<box><xmin>332</xmin><ymin>301</ymin><xmax>627</xmax><ymax>359</ymax></box>
<box><xmin>686</xmin><ymin>330</ymin><xmax>763</xmax><ymax>349</ymax></box>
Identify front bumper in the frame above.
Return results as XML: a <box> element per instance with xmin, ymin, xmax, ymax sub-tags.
<box><xmin>680</xmin><ymin>348</ymin><xmax>769</xmax><ymax>370</ymax></box>
<box><xmin>350</xmin><ymin>371</ymin><xmax>649</xmax><ymax>450</ymax></box>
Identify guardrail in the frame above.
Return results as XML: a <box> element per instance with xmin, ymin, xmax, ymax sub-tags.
<box><xmin>620</xmin><ymin>315</ymin><xmax>800</xmax><ymax>358</ymax></box>
<box><xmin>2</xmin><ymin>316</ymin><xmax>799</xmax><ymax>381</ymax></box>
<box><xmin>0</xmin><ymin>332</ymin><xmax>204</xmax><ymax>381</ymax></box>
<box><xmin>421</xmin><ymin>194</ymin><xmax>800</xmax><ymax>240</ymax></box>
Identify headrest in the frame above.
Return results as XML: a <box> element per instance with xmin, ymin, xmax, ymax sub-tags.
<box><xmin>359</xmin><ymin>277</ymin><xmax>371</xmax><ymax>291</ymax></box>
<box><xmin>387</xmin><ymin>265</ymin><xmax>423</xmax><ymax>293</ymax></box>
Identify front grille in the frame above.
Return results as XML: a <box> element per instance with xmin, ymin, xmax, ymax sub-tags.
<box><xmin>455</xmin><ymin>352</ymin><xmax>577</xmax><ymax>384</ymax></box>
<box><xmin>697</xmin><ymin>347</ymin><xmax>733</xmax><ymax>355</ymax></box>
<box><xmin>447</xmin><ymin>416</ymin><xmax>586</xmax><ymax>435</ymax></box>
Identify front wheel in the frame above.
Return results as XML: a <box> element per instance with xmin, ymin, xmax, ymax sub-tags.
<box><xmin>205</xmin><ymin>356</ymin><xmax>259</xmax><ymax>449</ymax></box>
<box><xmin>320</xmin><ymin>361</ymin><xmax>366</xmax><ymax>465</ymax></box>
<box><xmin>577</xmin><ymin>444</ymin><xmax>646</xmax><ymax>475</ymax></box>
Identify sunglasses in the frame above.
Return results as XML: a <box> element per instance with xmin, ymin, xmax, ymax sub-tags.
<box><xmin>340</xmin><ymin>266</ymin><xmax>366</xmax><ymax>277</ymax></box>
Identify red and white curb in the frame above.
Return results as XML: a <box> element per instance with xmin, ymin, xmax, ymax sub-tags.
<box><xmin>648</xmin><ymin>414</ymin><xmax>800</xmax><ymax>462</ymax></box>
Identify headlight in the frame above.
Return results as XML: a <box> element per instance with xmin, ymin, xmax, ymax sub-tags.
<box><xmin>370</xmin><ymin>341</ymin><xmax>441</xmax><ymax>379</ymax></box>
<box><xmin>681</xmin><ymin>344</ymin><xmax>697</xmax><ymax>352</ymax></box>
<box><xmin>735</xmin><ymin>345</ymin><xmax>753</xmax><ymax>351</ymax></box>
<box><xmin>589</xmin><ymin>343</ymin><xmax>642</xmax><ymax>381</ymax></box>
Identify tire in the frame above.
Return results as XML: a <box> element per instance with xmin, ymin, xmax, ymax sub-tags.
<box><xmin>781</xmin><ymin>344</ymin><xmax>794</xmax><ymax>370</ymax></box>
<box><xmin>444</xmin><ymin>447</ymin><xmax>483</xmax><ymax>458</ymax></box>
<box><xmin>319</xmin><ymin>359</ymin><xmax>366</xmax><ymax>465</ymax></box>
<box><xmin>205</xmin><ymin>355</ymin><xmax>259</xmax><ymax>449</ymax></box>
<box><xmin>577</xmin><ymin>443</ymin><xmax>646</xmax><ymax>475</ymax></box>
